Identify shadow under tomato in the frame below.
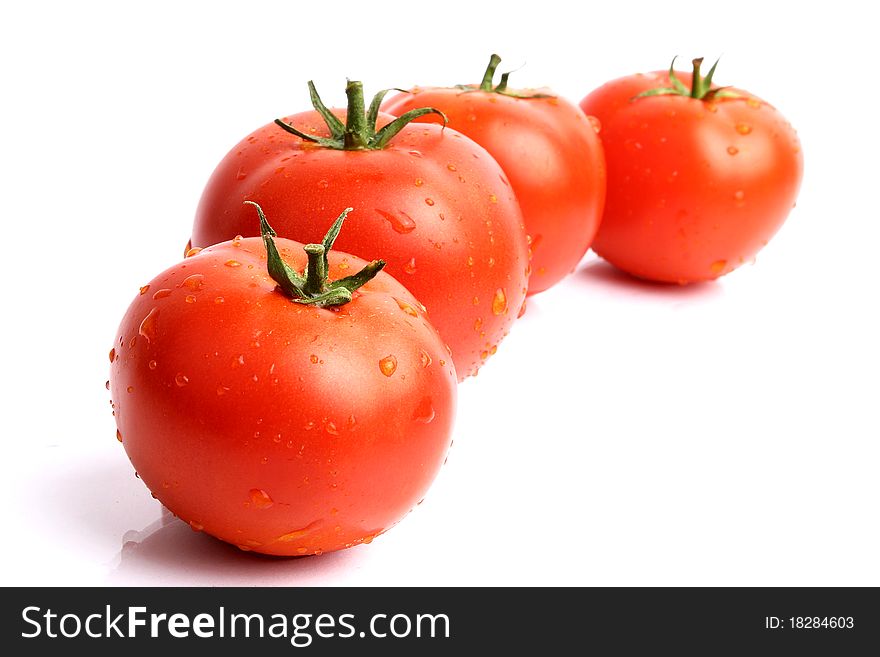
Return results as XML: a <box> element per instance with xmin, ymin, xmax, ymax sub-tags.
<box><xmin>572</xmin><ymin>257</ymin><xmax>725</xmax><ymax>302</ymax></box>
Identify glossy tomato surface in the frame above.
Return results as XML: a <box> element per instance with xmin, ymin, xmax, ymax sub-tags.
<box><xmin>109</xmin><ymin>236</ymin><xmax>456</xmax><ymax>556</ymax></box>
<box><xmin>384</xmin><ymin>86</ymin><xmax>606</xmax><ymax>295</ymax></box>
<box><xmin>580</xmin><ymin>70</ymin><xmax>803</xmax><ymax>283</ymax></box>
<box><xmin>192</xmin><ymin>110</ymin><xmax>529</xmax><ymax>379</ymax></box>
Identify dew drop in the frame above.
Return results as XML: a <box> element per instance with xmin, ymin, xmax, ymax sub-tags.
<box><xmin>412</xmin><ymin>397</ymin><xmax>435</xmax><ymax>424</ymax></box>
<box><xmin>214</xmin><ymin>296</ymin><xmax>224</xmax><ymax>304</ymax></box>
<box><xmin>317</xmin><ymin>179</ymin><xmax>329</xmax><ymax>189</ymax></box>
<box><xmin>138</xmin><ymin>307</ymin><xmax>160</xmax><ymax>344</ymax></box>
<box><xmin>116</xmin><ymin>429</ymin><xmax>123</xmax><ymax>443</ymax></box>
<box><xmin>403</xmin><ymin>257</ymin><xmax>417</xmax><ymax>274</ymax></box>
<box><xmin>325</xmin><ymin>422</ymin><xmax>339</xmax><ymax>436</ymax></box>
<box><xmin>105</xmin><ymin>380</ymin><xmax>110</xmax><ymax>390</ymax></box>
<box><xmin>379</xmin><ymin>355</ymin><xmax>398</xmax><ymax>377</ymax></box>
<box><xmin>492</xmin><ymin>288</ymin><xmax>508</xmax><ymax>316</ymax></box>
<box><xmin>148</xmin><ymin>359</ymin><xmax>157</xmax><ymax>370</ymax></box>
<box><xmin>189</xmin><ymin>521</ymin><xmax>204</xmax><ymax>532</ymax></box>
<box><xmin>108</xmin><ymin>348</ymin><xmax>116</xmax><ymax>363</ymax></box>
<box><xmin>152</xmin><ymin>288</ymin><xmax>172</xmax><ymax>299</ymax></box>
<box><xmin>408</xmin><ymin>149</ymin><xmax>422</xmax><ymax>157</ymax></box>
<box><xmin>746</xmin><ymin>98</ymin><xmax>761</xmax><ymax>109</ymax></box>
<box><xmin>185</xmin><ymin>247</ymin><xmax>202</xmax><ymax>258</ymax></box>
<box><xmin>446</xmin><ymin>163</ymin><xmax>457</xmax><ymax>172</ymax></box>
<box><xmin>310</xmin><ymin>354</ymin><xmax>319</xmax><ymax>364</ymax></box>
<box><xmin>217</xmin><ymin>385</ymin><xmax>230</xmax><ymax>396</ymax></box>
<box><xmin>232</xmin><ymin>235</ymin><xmax>242</xmax><ymax>247</ymax></box>
<box><xmin>127</xmin><ymin>385</ymin><xmax>134</xmax><ymax>393</ymax></box>
<box><xmin>419</xmin><ymin>349</ymin><xmax>432</xmax><ymax>368</ymax></box>
<box><xmin>735</xmin><ymin>123</ymin><xmax>752</xmax><ymax>135</ymax></box>
<box><xmin>377</xmin><ymin>209</ymin><xmax>416</xmax><ymax>234</ymax></box>
<box><xmin>225</xmin><ymin>260</ymin><xmax>241</xmax><ymax>267</ymax></box>
<box><xmin>474</xmin><ymin>317</ymin><xmax>483</xmax><ymax>332</ymax></box>
<box><xmin>472</xmin><ymin>296</ymin><xmax>479</xmax><ymax>306</ymax></box>
<box><xmin>185</xmin><ymin>295</ymin><xmax>197</xmax><ymax>304</ymax></box>
<box><xmin>139</xmin><ymin>285</ymin><xmax>150</xmax><ymax>295</ymax></box>
<box><xmin>414</xmin><ymin>178</ymin><xmax>424</xmax><ymax>187</ymax></box>
<box><xmin>488</xmin><ymin>194</ymin><xmax>497</xmax><ymax>204</ymax></box>
<box><xmin>424</xmin><ymin>198</ymin><xmax>435</xmax><ymax>206</ymax></box>
<box><xmin>249</xmin><ymin>488</ymin><xmax>274</xmax><ymax>509</ymax></box>
<box><xmin>175</xmin><ymin>373</ymin><xmax>189</xmax><ymax>387</ymax></box>
<box><xmin>587</xmin><ymin>115</ymin><xmax>602</xmax><ymax>134</ymax></box>
<box><xmin>236</xmin><ymin>168</ymin><xmax>248</xmax><ymax>180</ymax></box>
<box><xmin>727</xmin><ymin>146</ymin><xmax>739</xmax><ymax>156</ymax></box>
<box><xmin>711</xmin><ymin>260</ymin><xmax>727</xmax><ymax>275</ymax></box>
<box><xmin>182</xmin><ymin>274</ymin><xmax>205</xmax><ymax>291</ymax></box>
<box><xmin>396</xmin><ymin>298</ymin><xmax>419</xmax><ymax>317</ymax></box>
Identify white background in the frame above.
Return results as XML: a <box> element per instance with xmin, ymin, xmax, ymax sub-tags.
<box><xmin>2</xmin><ymin>0</ymin><xmax>877</xmax><ymax>586</ymax></box>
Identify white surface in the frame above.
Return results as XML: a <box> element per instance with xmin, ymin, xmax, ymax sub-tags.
<box><xmin>1</xmin><ymin>0</ymin><xmax>877</xmax><ymax>586</ymax></box>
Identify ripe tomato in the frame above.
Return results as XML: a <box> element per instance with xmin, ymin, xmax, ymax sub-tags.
<box><xmin>192</xmin><ymin>81</ymin><xmax>529</xmax><ymax>379</ymax></box>
<box><xmin>110</xmin><ymin>204</ymin><xmax>456</xmax><ymax>556</ymax></box>
<box><xmin>383</xmin><ymin>54</ymin><xmax>606</xmax><ymax>295</ymax></box>
<box><xmin>579</xmin><ymin>58</ymin><xmax>803</xmax><ymax>283</ymax></box>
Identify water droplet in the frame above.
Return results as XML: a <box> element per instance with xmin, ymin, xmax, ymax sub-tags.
<box><xmin>325</xmin><ymin>422</ymin><xmax>339</xmax><ymax>435</ymax></box>
<box><xmin>236</xmin><ymin>168</ymin><xmax>247</xmax><ymax>180</ymax></box>
<box><xmin>412</xmin><ymin>397</ymin><xmax>435</xmax><ymax>424</ymax></box>
<box><xmin>139</xmin><ymin>285</ymin><xmax>150</xmax><ymax>295</ymax></box>
<box><xmin>414</xmin><ymin>178</ymin><xmax>424</xmax><ymax>187</ymax></box>
<box><xmin>727</xmin><ymin>146</ymin><xmax>739</xmax><ymax>156</ymax></box>
<box><xmin>138</xmin><ymin>307</ymin><xmax>160</xmax><ymax>344</ymax></box>
<box><xmin>249</xmin><ymin>488</ymin><xmax>274</xmax><ymax>509</ymax></box>
<box><xmin>480</xmin><ymin>350</ymin><xmax>489</xmax><ymax>360</ymax></box>
<box><xmin>376</xmin><ymin>209</ymin><xmax>416</xmax><ymax>234</ymax></box>
<box><xmin>189</xmin><ymin>521</ymin><xmax>204</xmax><ymax>532</ymax></box>
<box><xmin>116</xmin><ymin>429</ymin><xmax>123</xmax><ymax>443</ymax></box>
<box><xmin>260</xmin><ymin>456</ymin><xmax>269</xmax><ymax>465</ymax></box>
<box><xmin>710</xmin><ymin>260</ymin><xmax>727</xmax><ymax>275</ymax></box>
<box><xmin>403</xmin><ymin>257</ymin><xmax>417</xmax><ymax>274</ymax></box>
<box><xmin>424</xmin><ymin>198</ymin><xmax>435</xmax><ymax>206</ymax></box>
<box><xmin>746</xmin><ymin>98</ymin><xmax>761</xmax><ymax>109</ymax></box>
<box><xmin>214</xmin><ymin>296</ymin><xmax>225</xmax><ymax>304</ymax></box>
<box><xmin>108</xmin><ymin>348</ymin><xmax>116</xmax><ymax>363</ymax></box>
<box><xmin>488</xmin><ymin>194</ymin><xmax>497</xmax><ymax>204</ymax></box>
<box><xmin>148</xmin><ymin>359</ymin><xmax>157</xmax><ymax>370</ymax></box>
<box><xmin>185</xmin><ymin>247</ymin><xmax>202</xmax><ymax>258</ymax></box>
<box><xmin>126</xmin><ymin>385</ymin><xmax>134</xmax><ymax>393</ymax></box>
<box><xmin>277</xmin><ymin>520</ymin><xmax>322</xmax><ymax>542</ymax></box>
<box><xmin>487</xmin><ymin>256</ymin><xmax>495</xmax><ymax>268</ymax></box>
<box><xmin>128</xmin><ymin>335</ymin><xmax>138</xmax><ymax>349</ymax></box>
<box><xmin>490</xmin><ymin>345</ymin><xmax>498</xmax><ymax>355</ymax></box>
<box><xmin>105</xmin><ymin>379</ymin><xmax>110</xmax><ymax>390</ymax></box>
<box><xmin>446</xmin><ymin>163</ymin><xmax>457</xmax><ymax>172</ymax></box>
<box><xmin>310</xmin><ymin>354</ymin><xmax>319</xmax><ymax>364</ymax></box>
<box><xmin>474</xmin><ymin>317</ymin><xmax>483</xmax><ymax>332</ymax></box>
<box><xmin>217</xmin><ymin>385</ymin><xmax>230</xmax><ymax>396</ymax></box>
<box><xmin>408</xmin><ymin>149</ymin><xmax>422</xmax><ymax>157</ymax></box>
<box><xmin>152</xmin><ymin>288</ymin><xmax>172</xmax><ymax>299</ymax></box>
<box><xmin>467</xmin><ymin>255</ymin><xmax>475</xmax><ymax>267</ymax></box>
<box><xmin>317</xmin><ymin>179</ymin><xmax>329</xmax><ymax>189</ymax></box>
<box><xmin>396</xmin><ymin>298</ymin><xmax>419</xmax><ymax>317</ymax></box>
<box><xmin>733</xmin><ymin>190</ymin><xmax>745</xmax><ymax>202</ymax></box>
<box><xmin>492</xmin><ymin>288</ymin><xmax>508</xmax><ymax>316</ymax></box>
<box><xmin>587</xmin><ymin>115</ymin><xmax>602</xmax><ymax>133</ymax></box>
<box><xmin>182</xmin><ymin>274</ymin><xmax>205</xmax><ymax>291</ymax></box>
<box><xmin>175</xmin><ymin>373</ymin><xmax>189</xmax><ymax>387</ymax></box>
<box><xmin>379</xmin><ymin>355</ymin><xmax>398</xmax><ymax>377</ymax></box>
<box><xmin>735</xmin><ymin>123</ymin><xmax>752</xmax><ymax>135</ymax></box>
<box><xmin>225</xmin><ymin>260</ymin><xmax>241</xmax><ymax>267</ymax></box>
<box><xmin>185</xmin><ymin>295</ymin><xmax>196</xmax><ymax>304</ymax></box>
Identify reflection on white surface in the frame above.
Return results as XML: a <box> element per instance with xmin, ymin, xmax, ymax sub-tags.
<box><xmin>108</xmin><ymin>507</ymin><xmax>361</xmax><ymax>586</ymax></box>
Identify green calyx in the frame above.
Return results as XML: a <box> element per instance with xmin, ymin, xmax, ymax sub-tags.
<box><xmin>245</xmin><ymin>201</ymin><xmax>385</xmax><ymax>307</ymax></box>
<box><xmin>274</xmin><ymin>80</ymin><xmax>447</xmax><ymax>150</ymax></box>
<box><xmin>635</xmin><ymin>56</ymin><xmax>739</xmax><ymax>101</ymax></box>
<box><xmin>456</xmin><ymin>53</ymin><xmax>553</xmax><ymax>99</ymax></box>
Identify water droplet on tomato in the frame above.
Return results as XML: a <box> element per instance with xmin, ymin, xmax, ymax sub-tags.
<box><xmin>185</xmin><ymin>247</ymin><xmax>202</xmax><ymax>258</ymax></box>
<box><xmin>733</xmin><ymin>190</ymin><xmax>745</xmax><ymax>202</ymax></box>
<box><xmin>214</xmin><ymin>296</ymin><xmax>225</xmax><ymax>304</ymax></box>
<box><xmin>488</xmin><ymin>194</ymin><xmax>497</xmax><ymax>204</ymax></box>
<box><xmin>424</xmin><ymin>198</ymin><xmax>435</xmax><ymax>206</ymax></box>
<box><xmin>474</xmin><ymin>317</ymin><xmax>483</xmax><ymax>332</ymax></box>
<box><xmin>126</xmin><ymin>385</ymin><xmax>134</xmax><ymax>393</ymax></box>
<box><xmin>189</xmin><ymin>521</ymin><xmax>204</xmax><ymax>532</ymax></box>
<box><xmin>735</xmin><ymin>123</ymin><xmax>752</xmax><ymax>135</ymax></box>
<box><xmin>225</xmin><ymin>260</ymin><xmax>241</xmax><ymax>267</ymax></box>
<box><xmin>310</xmin><ymin>354</ymin><xmax>319</xmax><ymax>364</ymax></box>
<box><xmin>492</xmin><ymin>288</ymin><xmax>508</xmax><ymax>316</ymax></box>
<box><xmin>480</xmin><ymin>350</ymin><xmax>489</xmax><ymax>360</ymax></box>
<box><xmin>587</xmin><ymin>115</ymin><xmax>601</xmax><ymax>133</ymax></box>
<box><xmin>249</xmin><ymin>488</ymin><xmax>274</xmax><ymax>509</ymax></box>
<box><xmin>139</xmin><ymin>285</ymin><xmax>150</xmax><ymax>295</ymax></box>
<box><xmin>317</xmin><ymin>179</ymin><xmax>329</xmax><ymax>189</ymax></box>
<box><xmin>116</xmin><ymin>429</ymin><xmax>123</xmax><ymax>443</ymax></box>
<box><xmin>175</xmin><ymin>373</ymin><xmax>189</xmax><ymax>387</ymax></box>
<box><xmin>408</xmin><ymin>150</ymin><xmax>422</xmax><ymax>157</ymax></box>
<box><xmin>412</xmin><ymin>397</ymin><xmax>435</xmax><ymax>424</ymax></box>
<box><xmin>185</xmin><ymin>295</ymin><xmax>196</xmax><ymax>304</ymax></box>
<box><xmin>148</xmin><ymin>359</ymin><xmax>157</xmax><ymax>370</ymax></box>
<box><xmin>277</xmin><ymin>520</ymin><xmax>322</xmax><ymax>542</ymax></box>
<box><xmin>419</xmin><ymin>349</ymin><xmax>432</xmax><ymax>368</ymax></box>
<box><xmin>152</xmin><ymin>288</ymin><xmax>172</xmax><ymax>300</ymax></box>
<box><xmin>403</xmin><ymin>257</ymin><xmax>417</xmax><ymax>274</ymax></box>
<box><xmin>379</xmin><ymin>355</ymin><xmax>398</xmax><ymax>377</ymax></box>
<box><xmin>138</xmin><ymin>307</ymin><xmax>159</xmax><ymax>344</ymax></box>
<box><xmin>490</xmin><ymin>345</ymin><xmax>498</xmax><ymax>356</ymax></box>
<box><xmin>396</xmin><ymin>298</ymin><xmax>419</xmax><ymax>317</ymax></box>
<box><xmin>446</xmin><ymin>163</ymin><xmax>457</xmax><ymax>172</ymax></box>
<box><xmin>181</xmin><ymin>274</ymin><xmax>205</xmax><ymax>291</ymax></box>
<box><xmin>746</xmin><ymin>98</ymin><xmax>761</xmax><ymax>109</ymax></box>
<box><xmin>727</xmin><ymin>146</ymin><xmax>739</xmax><ymax>156</ymax></box>
<box><xmin>105</xmin><ymin>379</ymin><xmax>110</xmax><ymax>390</ymax></box>
<box><xmin>414</xmin><ymin>178</ymin><xmax>424</xmax><ymax>187</ymax></box>
<box><xmin>467</xmin><ymin>255</ymin><xmax>475</xmax><ymax>267</ymax></box>
<box><xmin>376</xmin><ymin>209</ymin><xmax>416</xmax><ymax>234</ymax></box>
<box><xmin>710</xmin><ymin>260</ymin><xmax>727</xmax><ymax>275</ymax></box>
<box><xmin>236</xmin><ymin>168</ymin><xmax>247</xmax><ymax>180</ymax></box>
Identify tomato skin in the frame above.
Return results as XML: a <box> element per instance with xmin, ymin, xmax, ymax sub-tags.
<box><xmin>109</xmin><ymin>237</ymin><xmax>456</xmax><ymax>556</ymax></box>
<box><xmin>383</xmin><ymin>87</ymin><xmax>606</xmax><ymax>295</ymax></box>
<box><xmin>579</xmin><ymin>70</ymin><xmax>803</xmax><ymax>283</ymax></box>
<box><xmin>192</xmin><ymin>111</ymin><xmax>529</xmax><ymax>379</ymax></box>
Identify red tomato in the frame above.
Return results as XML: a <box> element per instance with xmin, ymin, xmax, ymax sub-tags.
<box><xmin>110</xmin><ymin>204</ymin><xmax>456</xmax><ymax>556</ymax></box>
<box><xmin>192</xmin><ymin>81</ymin><xmax>529</xmax><ymax>379</ymax></box>
<box><xmin>383</xmin><ymin>54</ymin><xmax>606</xmax><ymax>295</ymax></box>
<box><xmin>579</xmin><ymin>58</ymin><xmax>803</xmax><ymax>283</ymax></box>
